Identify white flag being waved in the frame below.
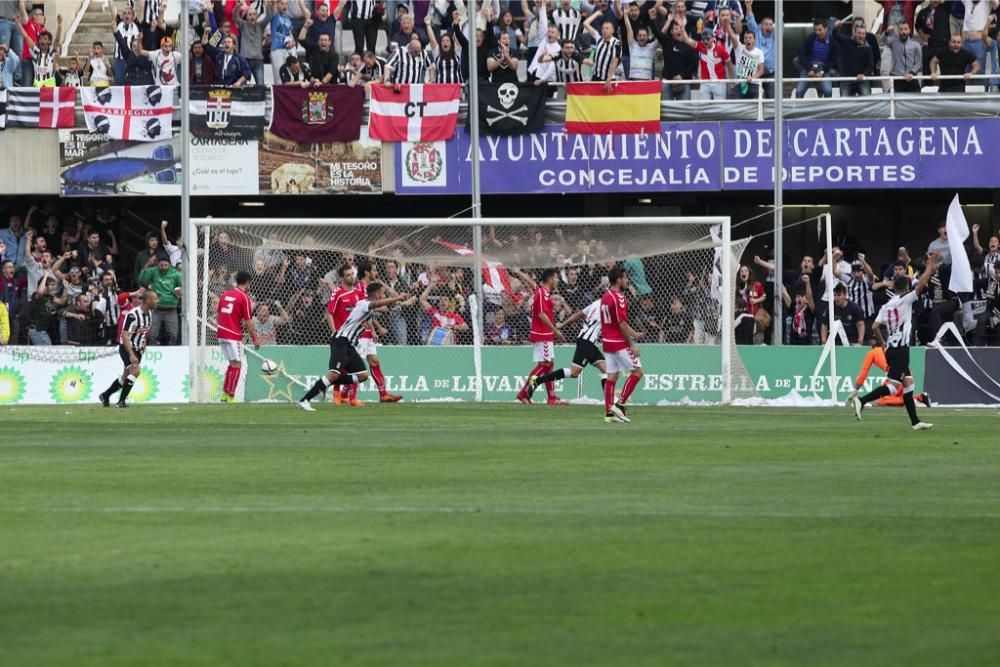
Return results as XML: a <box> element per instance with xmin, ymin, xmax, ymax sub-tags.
<box><xmin>945</xmin><ymin>194</ymin><xmax>974</xmax><ymax>294</ymax></box>
<box><xmin>81</xmin><ymin>85</ymin><xmax>175</xmax><ymax>142</ymax></box>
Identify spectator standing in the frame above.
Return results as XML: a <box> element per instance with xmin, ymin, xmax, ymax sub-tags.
<box><xmin>188</xmin><ymin>41</ymin><xmax>215</xmax><ymax>84</ymax></box>
<box><xmin>818</xmin><ymin>283</ymin><xmax>866</xmax><ymax>345</ymax></box>
<box><xmin>17</xmin><ymin>2</ymin><xmax>47</xmax><ymax>86</ymax></box>
<box><xmin>138</xmin><ymin>258</ymin><xmax>183</xmax><ymax>346</ymax></box>
<box><xmin>0</xmin><ymin>0</ymin><xmax>23</xmax><ymax>62</ymax></box>
<box><xmin>0</xmin><ymin>42</ymin><xmax>20</xmax><ymax>88</ymax></box>
<box><xmin>677</xmin><ymin>27</ymin><xmax>729</xmax><ymax>100</ymax></box>
<box><xmin>0</xmin><ymin>213</ymin><xmax>29</xmax><ymax>270</ymax></box>
<box><xmin>17</xmin><ymin>12</ymin><xmax>61</xmax><ymax>86</ymax></box>
<box><xmin>732</xmin><ymin>29</ymin><xmax>765</xmax><ymax>99</ymax></box>
<box><xmin>0</xmin><ymin>260</ymin><xmax>25</xmax><ymax>341</ymax></box>
<box><xmin>111</xmin><ymin>3</ymin><xmax>140</xmax><ymax>85</ymax></box>
<box><xmin>846</xmin><ymin>255</ymin><xmax>878</xmax><ymax>333</ymax></box>
<box><xmin>27</xmin><ymin>277</ymin><xmax>65</xmax><ymax>345</ymax></box>
<box><xmin>340</xmin><ymin>0</ymin><xmax>379</xmax><ymax>56</ymax></box>
<box><xmin>926</xmin><ymin>221</ymin><xmax>952</xmax><ymax>264</ymax></box>
<box><xmin>64</xmin><ymin>294</ymin><xmax>99</xmax><ymax>346</ymax></box>
<box><xmin>744</xmin><ymin>0</ymin><xmax>775</xmax><ymax>97</ymax></box>
<box><xmin>202</xmin><ymin>32</ymin><xmax>250</xmax><ymax>87</ymax></box>
<box><xmin>735</xmin><ymin>265</ymin><xmax>765</xmax><ymax>345</ymax></box>
<box><xmin>426</xmin><ymin>19</ymin><xmax>464</xmax><ymax>84</ymax></box>
<box><xmin>795</xmin><ymin>19</ymin><xmax>838</xmax><ymax>98</ymax></box>
<box><xmin>300</xmin><ymin>24</ymin><xmax>339</xmax><ymax>85</ymax></box>
<box><xmin>551</xmin><ymin>0</ymin><xmax>582</xmax><ymax>44</ymax></box>
<box><xmin>583</xmin><ymin>11</ymin><xmax>622</xmax><ymax>90</ymax></box>
<box><xmin>391</xmin><ymin>14</ymin><xmax>428</xmax><ymax>51</ymax></box>
<box><xmin>235</xmin><ymin>0</ymin><xmax>268</xmax><ymax>85</ymax></box>
<box><xmin>142</xmin><ymin>36</ymin><xmax>181</xmax><ymax>86</ymax></box>
<box><xmin>783</xmin><ymin>277</ymin><xmax>816</xmax><ymax>345</ymax></box>
<box><xmin>622</xmin><ymin>8</ymin><xmax>657</xmax><ymax>80</ymax></box>
<box><xmin>915</xmin><ymin>0</ymin><xmax>952</xmax><ymax>75</ymax></box>
<box><xmin>834</xmin><ymin>19</ymin><xmax>874</xmax><ymax>96</ymax></box>
<box><xmin>113</xmin><ymin>25</ymin><xmax>155</xmax><ymax>85</ymax></box>
<box><xmin>658</xmin><ymin>20</ymin><xmax>698</xmax><ymax>100</ymax></box>
<box><xmin>931</xmin><ymin>33</ymin><xmax>980</xmax><ymax>92</ymax></box>
<box><xmin>883</xmin><ymin>20</ymin><xmax>923</xmax><ymax>93</ymax></box>
<box><xmin>959</xmin><ymin>0</ymin><xmax>996</xmax><ymax>86</ymax></box>
<box><xmin>662</xmin><ymin>296</ymin><xmax>693</xmax><ymax>344</ymax></box>
<box><xmin>487</xmin><ymin>29</ymin><xmax>521</xmax><ymax>82</ymax></box>
<box><xmin>269</xmin><ymin>0</ymin><xmax>296</xmax><ymax>85</ymax></box>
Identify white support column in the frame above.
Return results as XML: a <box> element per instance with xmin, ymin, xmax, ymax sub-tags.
<box><xmin>721</xmin><ymin>216</ymin><xmax>733</xmax><ymax>404</ymax></box>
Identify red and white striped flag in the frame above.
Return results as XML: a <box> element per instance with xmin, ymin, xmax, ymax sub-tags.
<box><xmin>432</xmin><ymin>239</ymin><xmax>521</xmax><ymax>304</ymax></box>
<box><xmin>368</xmin><ymin>84</ymin><xmax>461</xmax><ymax>143</ymax></box>
<box><xmin>81</xmin><ymin>85</ymin><xmax>175</xmax><ymax>141</ymax></box>
<box><xmin>4</xmin><ymin>86</ymin><xmax>76</xmax><ymax>128</ymax></box>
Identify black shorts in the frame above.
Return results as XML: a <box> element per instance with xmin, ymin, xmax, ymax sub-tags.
<box><xmin>885</xmin><ymin>346</ymin><xmax>910</xmax><ymax>383</ymax></box>
<box><xmin>329</xmin><ymin>337</ymin><xmax>367</xmax><ymax>375</ymax></box>
<box><xmin>119</xmin><ymin>345</ymin><xmax>142</xmax><ymax>368</ymax></box>
<box><xmin>572</xmin><ymin>339</ymin><xmax>605</xmax><ymax>368</ymax></box>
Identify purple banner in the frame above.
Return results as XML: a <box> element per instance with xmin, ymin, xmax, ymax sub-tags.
<box><xmin>395</xmin><ymin>118</ymin><xmax>1000</xmax><ymax>194</ymax></box>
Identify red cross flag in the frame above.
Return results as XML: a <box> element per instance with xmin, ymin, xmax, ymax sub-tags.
<box><xmin>4</xmin><ymin>87</ymin><xmax>76</xmax><ymax>129</ymax></box>
<box><xmin>432</xmin><ymin>239</ymin><xmax>522</xmax><ymax>304</ymax></box>
<box><xmin>81</xmin><ymin>85</ymin><xmax>175</xmax><ymax>141</ymax></box>
<box><xmin>368</xmin><ymin>83</ymin><xmax>461</xmax><ymax>143</ymax></box>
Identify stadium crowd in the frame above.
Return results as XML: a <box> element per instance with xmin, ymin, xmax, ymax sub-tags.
<box><xmin>1</xmin><ymin>0</ymin><xmax>996</xmax><ymax>93</ymax></box>
<box><xmin>1</xmin><ymin>201</ymin><xmax>998</xmax><ymax>349</ymax></box>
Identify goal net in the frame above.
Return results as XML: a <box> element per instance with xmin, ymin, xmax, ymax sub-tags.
<box><xmin>189</xmin><ymin>217</ymin><xmax>753</xmax><ymax>405</ymax></box>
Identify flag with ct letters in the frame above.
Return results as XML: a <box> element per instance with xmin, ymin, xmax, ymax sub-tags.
<box><xmin>369</xmin><ymin>84</ymin><xmax>461</xmax><ymax>142</ymax></box>
<box><xmin>81</xmin><ymin>85</ymin><xmax>175</xmax><ymax>141</ymax></box>
<box><xmin>946</xmin><ymin>194</ymin><xmax>973</xmax><ymax>294</ymax></box>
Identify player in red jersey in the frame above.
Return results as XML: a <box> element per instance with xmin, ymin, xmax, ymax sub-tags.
<box><xmin>601</xmin><ymin>266</ymin><xmax>644</xmax><ymax>423</ymax></box>
<box><xmin>216</xmin><ymin>271</ymin><xmax>260</xmax><ymax>403</ymax></box>
<box><xmin>516</xmin><ymin>268</ymin><xmax>567</xmax><ymax>405</ymax></box>
<box><xmin>351</xmin><ymin>260</ymin><xmax>403</xmax><ymax>404</ymax></box>
<box><xmin>326</xmin><ymin>264</ymin><xmax>362</xmax><ymax>406</ymax></box>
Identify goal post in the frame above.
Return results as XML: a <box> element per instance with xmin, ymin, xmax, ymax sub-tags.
<box><xmin>188</xmin><ymin>216</ymin><xmax>752</xmax><ymax>405</ymax></box>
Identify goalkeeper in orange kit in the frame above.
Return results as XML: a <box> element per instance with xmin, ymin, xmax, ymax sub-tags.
<box><xmin>846</xmin><ymin>342</ymin><xmax>931</xmax><ymax>408</ymax></box>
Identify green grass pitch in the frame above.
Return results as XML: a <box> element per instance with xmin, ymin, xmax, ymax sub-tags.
<box><xmin>3</xmin><ymin>403</ymin><xmax>999</xmax><ymax>666</ymax></box>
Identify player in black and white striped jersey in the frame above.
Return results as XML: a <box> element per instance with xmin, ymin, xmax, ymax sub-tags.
<box><xmin>99</xmin><ymin>290</ymin><xmax>158</xmax><ymax>408</ymax></box>
<box><xmin>853</xmin><ymin>253</ymin><xmax>940</xmax><ymax>430</ymax></box>
<box><xmin>297</xmin><ymin>283</ymin><xmax>410</xmax><ymax>411</ymax></box>
<box><xmin>525</xmin><ymin>298</ymin><xmax>608</xmax><ymax>400</ymax></box>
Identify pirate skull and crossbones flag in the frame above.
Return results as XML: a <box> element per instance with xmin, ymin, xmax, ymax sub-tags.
<box><xmin>475</xmin><ymin>83</ymin><xmax>546</xmax><ymax>136</ymax></box>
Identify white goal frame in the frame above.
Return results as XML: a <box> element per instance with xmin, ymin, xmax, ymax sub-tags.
<box><xmin>188</xmin><ymin>216</ymin><xmax>733</xmax><ymax>404</ymax></box>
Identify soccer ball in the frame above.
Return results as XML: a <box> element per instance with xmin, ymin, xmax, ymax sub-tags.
<box><xmin>261</xmin><ymin>360</ymin><xmax>278</xmax><ymax>375</ymax></box>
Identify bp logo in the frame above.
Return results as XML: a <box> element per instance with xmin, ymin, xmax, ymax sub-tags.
<box><xmin>128</xmin><ymin>370</ymin><xmax>160</xmax><ymax>403</ymax></box>
<box><xmin>0</xmin><ymin>366</ymin><xmax>26</xmax><ymax>404</ymax></box>
<box><xmin>50</xmin><ymin>366</ymin><xmax>93</xmax><ymax>403</ymax></box>
<box><xmin>182</xmin><ymin>369</ymin><xmax>223</xmax><ymax>401</ymax></box>
<box><xmin>404</xmin><ymin>142</ymin><xmax>444</xmax><ymax>184</ymax></box>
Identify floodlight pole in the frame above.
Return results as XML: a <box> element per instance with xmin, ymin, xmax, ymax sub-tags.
<box><xmin>181</xmin><ymin>6</ymin><xmax>197</xmax><ymax>401</ymax></box>
<box><xmin>772</xmin><ymin>0</ymin><xmax>784</xmax><ymax>346</ymax></box>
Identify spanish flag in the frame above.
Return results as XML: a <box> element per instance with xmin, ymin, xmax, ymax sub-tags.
<box><xmin>564</xmin><ymin>81</ymin><xmax>661</xmax><ymax>135</ymax></box>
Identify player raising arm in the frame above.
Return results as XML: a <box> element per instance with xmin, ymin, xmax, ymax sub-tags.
<box><xmin>526</xmin><ymin>297</ymin><xmax>608</xmax><ymax>400</ymax></box>
<box><xmin>852</xmin><ymin>252</ymin><xmax>939</xmax><ymax>430</ymax></box>
<box><xmin>601</xmin><ymin>266</ymin><xmax>644</xmax><ymax>424</ymax></box>
<box><xmin>297</xmin><ymin>282</ymin><xmax>409</xmax><ymax>412</ymax></box>
<box><xmin>217</xmin><ymin>271</ymin><xmax>260</xmax><ymax>403</ymax></box>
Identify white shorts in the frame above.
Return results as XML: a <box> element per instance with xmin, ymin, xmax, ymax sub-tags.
<box><xmin>532</xmin><ymin>341</ymin><xmax>554</xmax><ymax>363</ymax></box>
<box><xmin>605</xmin><ymin>348</ymin><xmax>642</xmax><ymax>374</ymax></box>
<box><xmin>219</xmin><ymin>340</ymin><xmax>243</xmax><ymax>363</ymax></box>
<box><xmin>355</xmin><ymin>337</ymin><xmax>377</xmax><ymax>358</ymax></box>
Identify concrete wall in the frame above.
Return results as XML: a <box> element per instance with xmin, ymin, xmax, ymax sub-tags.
<box><xmin>0</xmin><ymin>130</ymin><xmax>61</xmax><ymax>195</ymax></box>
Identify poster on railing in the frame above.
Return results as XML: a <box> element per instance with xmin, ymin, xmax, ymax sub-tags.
<box><xmin>394</xmin><ymin>118</ymin><xmax>1000</xmax><ymax>194</ymax></box>
<box><xmin>257</xmin><ymin>128</ymin><xmax>382</xmax><ymax>195</ymax></box>
<box><xmin>58</xmin><ymin>128</ymin><xmax>182</xmax><ymax>197</ymax></box>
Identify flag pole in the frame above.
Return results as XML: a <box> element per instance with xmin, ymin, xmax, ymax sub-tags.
<box><xmin>466</xmin><ymin>8</ymin><xmax>485</xmax><ymax>401</ymax></box>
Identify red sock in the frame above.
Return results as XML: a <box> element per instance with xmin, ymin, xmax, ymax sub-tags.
<box><xmin>604</xmin><ymin>378</ymin><xmax>617</xmax><ymax>413</ymax></box>
<box><xmin>340</xmin><ymin>384</ymin><xmax>350</xmax><ymax>398</ymax></box>
<box><xmin>370</xmin><ymin>363</ymin><xmax>387</xmax><ymax>397</ymax></box>
<box><xmin>224</xmin><ymin>366</ymin><xmax>238</xmax><ymax>396</ymax></box>
<box><xmin>543</xmin><ymin>363</ymin><xmax>557</xmax><ymax>400</ymax></box>
<box><xmin>619</xmin><ymin>374</ymin><xmax>640</xmax><ymax>405</ymax></box>
<box><xmin>349</xmin><ymin>382</ymin><xmax>358</xmax><ymax>401</ymax></box>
